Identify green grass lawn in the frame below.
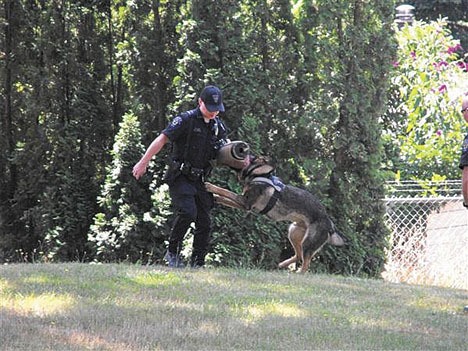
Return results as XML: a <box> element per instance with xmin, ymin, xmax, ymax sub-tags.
<box><xmin>1</xmin><ymin>263</ymin><xmax>466</xmax><ymax>350</ymax></box>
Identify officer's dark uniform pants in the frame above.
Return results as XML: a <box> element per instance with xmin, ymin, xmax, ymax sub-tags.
<box><xmin>168</xmin><ymin>175</ymin><xmax>214</xmax><ymax>266</ymax></box>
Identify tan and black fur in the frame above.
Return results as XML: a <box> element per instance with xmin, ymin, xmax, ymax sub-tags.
<box><xmin>205</xmin><ymin>156</ymin><xmax>345</xmax><ymax>272</ymax></box>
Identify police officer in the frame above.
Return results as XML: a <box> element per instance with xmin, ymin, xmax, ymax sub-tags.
<box><xmin>133</xmin><ymin>85</ymin><xmax>228</xmax><ymax>267</ymax></box>
<box><xmin>460</xmin><ymin>95</ymin><xmax>468</xmax><ymax>209</ymax></box>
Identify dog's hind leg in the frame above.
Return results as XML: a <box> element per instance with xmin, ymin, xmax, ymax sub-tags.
<box><xmin>278</xmin><ymin>223</ymin><xmax>306</xmax><ymax>270</ymax></box>
<box><xmin>300</xmin><ymin>221</ymin><xmax>329</xmax><ymax>273</ymax></box>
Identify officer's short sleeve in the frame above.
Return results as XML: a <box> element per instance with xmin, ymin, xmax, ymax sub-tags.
<box><xmin>162</xmin><ymin>114</ymin><xmax>188</xmax><ymax>141</ymax></box>
<box><xmin>460</xmin><ymin>134</ymin><xmax>468</xmax><ymax>169</ymax></box>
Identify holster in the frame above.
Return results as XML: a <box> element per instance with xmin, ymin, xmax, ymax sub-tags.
<box><xmin>163</xmin><ymin>160</ymin><xmax>182</xmax><ymax>185</ymax></box>
<box><xmin>165</xmin><ymin>160</ymin><xmax>208</xmax><ymax>183</ymax></box>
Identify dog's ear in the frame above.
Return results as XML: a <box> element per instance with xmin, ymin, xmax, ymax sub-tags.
<box><xmin>254</xmin><ymin>156</ymin><xmax>269</xmax><ymax>165</ymax></box>
<box><xmin>257</xmin><ymin>155</ymin><xmax>275</xmax><ymax>166</ymax></box>
<box><xmin>241</xmin><ymin>155</ymin><xmax>275</xmax><ymax>176</ymax></box>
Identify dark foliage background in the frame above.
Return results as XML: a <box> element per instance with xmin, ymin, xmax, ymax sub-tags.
<box><xmin>3</xmin><ymin>0</ymin><xmax>462</xmax><ymax>276</ymax></box>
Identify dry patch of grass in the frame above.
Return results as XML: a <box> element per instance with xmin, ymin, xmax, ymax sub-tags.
<box><xmin>0</xmin><ymin>263</ymin><xmax>466</xmax><ymax>350</ymax></box>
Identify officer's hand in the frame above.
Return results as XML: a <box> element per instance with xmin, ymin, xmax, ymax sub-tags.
<box><xmin>132</xmin><ymin>161</ymin><xmax>148</xmax><ymax>180</ymax></box>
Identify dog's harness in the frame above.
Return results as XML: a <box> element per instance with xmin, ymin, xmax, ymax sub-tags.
<box><xmin>250</xmin><ymin>176</ymin><xmax>285</xmax><ymax>215</ymax></box>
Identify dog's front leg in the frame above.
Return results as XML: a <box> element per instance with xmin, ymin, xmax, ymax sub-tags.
<box><xmin>205</xmin><ymin>182</ymin><xmax>246</xmax><ymax>210</ymax></box>
<box><xmin>213</xmin><ymin>194</ymin><xmax>246</xmax><ymax>210</ymax></box>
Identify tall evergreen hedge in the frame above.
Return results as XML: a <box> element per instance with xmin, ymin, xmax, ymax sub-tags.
<box><xmin>0</xmin><ymin>0</ymin><xmax>418</xmax><ymax>277</ymax></box>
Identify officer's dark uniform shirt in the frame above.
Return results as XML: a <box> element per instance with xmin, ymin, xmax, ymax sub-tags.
<box><xmin>460</xmin><ymin>133</ymin><xmax>468</xmax><ymax>169</ymax></box>
<box><xmin>163</xmin><ymin>107</ymin><xmax>227</xmax><ymax>170</ymax></box>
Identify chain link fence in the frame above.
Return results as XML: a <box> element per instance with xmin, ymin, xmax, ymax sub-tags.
<box><xmin>383</xmin><ymin>180</ymin><xmax>468</xmax><ymax>290</ymax></box>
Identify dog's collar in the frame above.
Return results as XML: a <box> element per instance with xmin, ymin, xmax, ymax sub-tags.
<box><xmin>241</xmin><ymin>163</ymin><xmax>265</xmax><ymax>179</ymax></box>
<box><xmin>240</xmin><ymin>159</ymin><xmax>275</xmax><ymax>180</ymax></box>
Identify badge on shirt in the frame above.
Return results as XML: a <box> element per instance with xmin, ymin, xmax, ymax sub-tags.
<box><xmin>170</xmin><ymin>116</ymin><xmax>182</xmax><ymax>127</ymax></box>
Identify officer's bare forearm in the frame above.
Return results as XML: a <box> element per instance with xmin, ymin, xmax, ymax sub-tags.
<box><xmin>139</xmin><ymin>133</ymin><xmax>169</xmax><ymax>164</ymax></box>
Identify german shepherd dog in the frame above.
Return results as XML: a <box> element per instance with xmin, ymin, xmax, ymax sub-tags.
<box><xmin>205</xmin><ymin>155</ymin><xmax>345</xmax><ymax>272</ymax></box>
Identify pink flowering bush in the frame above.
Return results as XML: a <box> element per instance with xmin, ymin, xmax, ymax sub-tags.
<box><xmin>387</xmin><ymin>19</ymin><xmax>467</xmax><ymax>181</ymax></box>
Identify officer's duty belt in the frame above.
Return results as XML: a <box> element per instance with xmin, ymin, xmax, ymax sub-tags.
<box><xmin>178</xmin><ymin>162</ymin><xmax>205</xmax><ymax>178</ymax></box>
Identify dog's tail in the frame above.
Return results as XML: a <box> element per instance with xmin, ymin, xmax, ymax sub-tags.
<box><xmin>328</xmin><ymin>219</ymin><xmax>347</xmax><ymax>246</ymax></box>
<box><xmin>329</xmin><ymin>231</ymin><xmax>346</xmax><ymax>246</ymax></box>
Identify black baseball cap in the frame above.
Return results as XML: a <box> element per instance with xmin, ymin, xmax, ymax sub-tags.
<box><xmin>200</xmin><ymin>85</ymin><xmax>225</xmax><ymax>112</ymax></box>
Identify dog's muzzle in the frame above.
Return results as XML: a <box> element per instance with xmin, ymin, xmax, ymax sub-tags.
<box><xmin>216</xmin><ymin>141</ymin><xmax>250</xmax><ymax>170</ymax></box>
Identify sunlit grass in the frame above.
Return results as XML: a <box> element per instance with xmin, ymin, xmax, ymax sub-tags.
<box><xmin>3</xmin><ymin>292</ymin><xmax>75</xmax><ymax>317</ymax></box>
<box><xmin>243</xmin><ymin>301</ymin><xmax>307</xmax><ymax>322</ymax></box>
<box><xmin>129</xmin><ymin>270</ymin><xmax>183</xmax><ymax>286</ymax></box>
<box><xmin>1</xmin><ymin>274</ymin><xmax>76</xmax><ymax>317</ymax></box>
<box><xmin>0</xmin><ymin>263</ymin><xmax>466</xmax><ymax>351</ymax></box>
